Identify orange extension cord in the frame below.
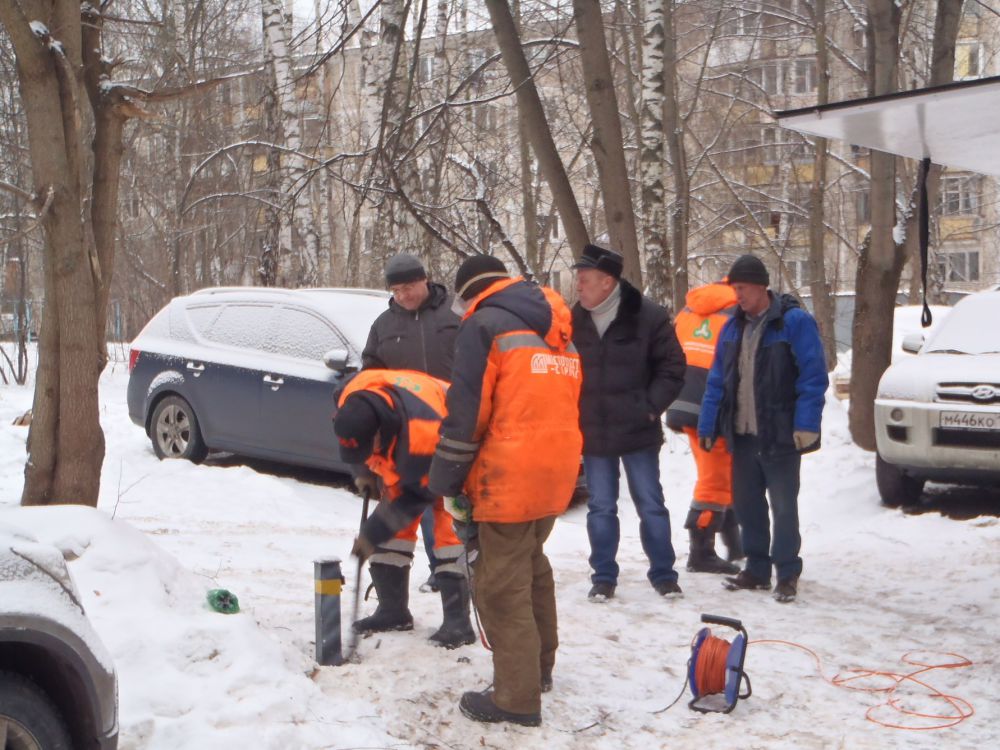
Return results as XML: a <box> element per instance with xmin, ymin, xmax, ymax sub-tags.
<box><xmin>692</xmin><ymin>634</ymin><xmax>975</xmax><ymax>730</ymax></box>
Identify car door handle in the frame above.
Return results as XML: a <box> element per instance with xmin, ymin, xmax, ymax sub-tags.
<box><xmin>186</xmin><ymin>361</ymin><xmax>205</xmax><ymax>377</ymax></box>
<box><xmin>263</xmin><ymin>374</ymin><xmax>284</xmax><ymax>390</ymax></box>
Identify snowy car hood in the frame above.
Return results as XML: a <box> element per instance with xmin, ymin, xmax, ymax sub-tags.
<box><xmin>877</xmin><ymin>352</ymin><xmax>1000</xmax><ymax>402</ymax></box>
<box><xmin>0</xmin><ymin>522</ymin><xmax>115</xmax><ymax>674</ymax></box>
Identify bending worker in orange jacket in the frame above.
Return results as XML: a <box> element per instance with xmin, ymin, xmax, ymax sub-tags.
<box><xmin>429</xmin><ymin>255</ymin><xmax>582</xmax><ymax>728</ymax></box>
<box><xmin>666</xmin><ymin>282</ymin><xmax>744</xmax><ymax>574</ymax></box>
<box><xmin>334</xmin><ymin>369</ymin><xmax>475</xmax><ymax>649</ymax></box>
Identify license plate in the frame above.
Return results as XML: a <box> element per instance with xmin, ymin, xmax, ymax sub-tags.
<box><xmin>940</xmin><ymin>411</ymin><xmax>1000</xmax><ymax>430</ymax></box>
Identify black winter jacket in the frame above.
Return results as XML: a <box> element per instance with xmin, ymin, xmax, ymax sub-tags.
<box><xmin>572</xmin><ymin>280</ymin><xmax>686</xmax><ymax>456</ymax></box>
<box><xmin>361</xmin><ymin>282</ymin><xmax>460</xmax><ymax>380</ymax></box>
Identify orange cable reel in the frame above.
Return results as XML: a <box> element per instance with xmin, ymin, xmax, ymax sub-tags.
<box><xmin>682</xmin><ymin>614</ymin><xmax>975</xmax><ymax>730</ymax></box>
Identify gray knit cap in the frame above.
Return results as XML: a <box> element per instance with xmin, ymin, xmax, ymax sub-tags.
<box><xmin>384</xmin><ymin>253</ymin><xmax>427</xmax><ymax>286</ymax></box>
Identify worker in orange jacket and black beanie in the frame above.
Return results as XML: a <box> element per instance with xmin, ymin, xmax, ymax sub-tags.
<box><xmin>334</xmin><ymin>369</ymin><xmax>475</xmax><ymax>649</ymax></box>
<box><xmin>428</xmin><ymin>255</ymin><xmax>582</xmax><ymax>728</ymax></box>
<box><xmin>666</xmin><ymin>282</ymin><xmax>744</xmax><ymax>574</ymax></box>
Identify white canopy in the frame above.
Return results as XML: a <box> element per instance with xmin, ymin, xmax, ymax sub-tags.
<box><xmin>775</xmin><ymin>75</ymin><xmax>1000</xmax><ymax>175</ymax></box>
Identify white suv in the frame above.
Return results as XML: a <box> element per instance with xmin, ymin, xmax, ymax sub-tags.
<box><xmin>874</xmin><ymin>288</ymin><xmax>1000</xmax><ymax>506</ymax></box>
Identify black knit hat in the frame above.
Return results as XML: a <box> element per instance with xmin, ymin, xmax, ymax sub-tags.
<box><xmin>454</xmin><ymin>255</ymin><xmax>509</xmax><ymax>300</ymax></box>
<box><xmin>385</xmin><ymin>253</ymin><xmax>427</xmax><ymax>286</ymax></box>
<box><xmin>334</xmin><ymin>395</ymin><xmax>381</xmax><ymax>464</ymax></box>
<box><xmin>727</xmin><ymin>254</ymin><xmax>770</xmax><ymax>287</ymax></box>
<box><xmin>572</xmin><ymin>244</ymin><xmax>623</xmax><ymax>279</ymax></box>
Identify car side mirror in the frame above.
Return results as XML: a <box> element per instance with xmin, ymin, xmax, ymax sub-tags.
<box><xmin>323</xmin><ymin>348</ymin><xmax>355</xmax><ymax>373</ymax></box>
<box><xmin>901</xmin><ymin>332</ymin><xmax>924</xmax><ymax>354</ymax></box>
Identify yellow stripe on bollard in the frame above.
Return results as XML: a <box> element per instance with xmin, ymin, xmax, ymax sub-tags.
<box><xmin>315</xmin><ymin>579</ymin><xmax>343</xmax><ymax>596</ymax></box>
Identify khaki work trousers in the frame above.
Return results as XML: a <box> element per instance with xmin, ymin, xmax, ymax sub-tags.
<box><xmin>473</xmin><ymin>516</ymin><xmax>558</xmax><ymax>715</ymax></box>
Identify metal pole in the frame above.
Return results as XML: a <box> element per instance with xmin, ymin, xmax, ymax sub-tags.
<box><xmin>342</xmin><ymin>487</ymin><xmax>373</xmax><ymax>662</ymax></box>
<box><xmin>314</xmin><ymin>557</ymin><xmax>345</xmax><ymax>666</ymax></box>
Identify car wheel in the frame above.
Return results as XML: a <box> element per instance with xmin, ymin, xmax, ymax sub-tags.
<box><xmin>150</xmin><ymin>395</ymin><xmax>208</xmax><ymax>463</ymax></box>
<box><xmin>875</xmin><ymin>453</ymin><xmax>925</xmax><ymax>508</ymax></box>
<box><xmin>0</xmin><ymin>671</ymin><xmax>73</xmax><ymax>750</ymax></box>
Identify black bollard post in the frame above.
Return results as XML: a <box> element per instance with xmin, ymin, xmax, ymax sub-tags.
<box><xmin>314</xmin><ymin>557</ymin><xmax>345</xmax><ymax>666</ymax></box>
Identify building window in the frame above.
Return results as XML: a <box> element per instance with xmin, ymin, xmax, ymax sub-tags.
<box><xmin>793</xmin><ymin>59</ymin><xmax>817</xmax><ymax>94</ymax></box>
<box><xmin>418</xmin><ymin>55</ymin><xmax>434</xmax><ymax>83</ymax></box>
<box><xmin>940</xmin><ymin>175</ymin><xmax>980</xmax><ymax>215</ymax></box>
<box><xmin>955</xmin><ymin>42</ymin><xmax>982</xmax><ymax>80</ymax></box>
<box><xmin>536</xmin><ymin>214</ymin><xmax>560</xmax><ymax>241</ymax></box>
<box><xmin>722</xmin><ymin>4</ymin><xmax>760</xmax><ymax>36</ymax></box>
<box><xmin>937</xmin><ymin>251</ymin><xmax>980</xmax><ymax>282</ymax></box>
<box><xmin>758</xmin><ymin>126</ymin><xmax>810</xmax><ymax>164</ymax></box>
<box><xmin>856</xmin><ymin>189</ymin><xmax>871</xmax><ymax>223</ymax></box>
<box><xmin>748</xmin><ymin>63</ymin><xmax>779</xmax><ymax>95</ymax></box>
<box><xmin>761</xmin><ymin>126</ymin><xmax>779</xmax><ymax>164</ymax></box>
<box><xmin>474</xmin><ymin>104</ymin><xmax>498</xmax><ymax>132</ymax></box>
<box><xmin>786</xmin><ymin>258</ymin><xmax>811</xmax><ymax>288</ymax></box>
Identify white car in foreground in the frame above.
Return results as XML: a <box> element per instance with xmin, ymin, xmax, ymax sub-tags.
<box><xmin>874</xmin><ymin>288</ymin><xmax>1000</xmax><ymax>506</ymax></box>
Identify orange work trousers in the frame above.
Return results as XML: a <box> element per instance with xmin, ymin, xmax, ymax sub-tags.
<box><xmin>393</xmin><ymin>496</ymin><xmax>462</xmax><ymax>549</ymax></box>
<box><xmin>682</xmin><ymin>426</ymin><xmax>732</xmax><ymax>509</ymax></box>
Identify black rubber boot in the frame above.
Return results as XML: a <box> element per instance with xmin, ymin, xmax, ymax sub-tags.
<box><xmin>352</xmin><ymin>563</ymin><xmax>414</xmax><ymax>633</ymax></box>
<box><xmin>429</xmin><ymin>574</ymin><xmax>476</xmax><ymax>648</ymax></box>
<box><xmin>720</xmin><ymin>508</ymin><xmax>744</xmax><ymax>562</ymax></box>
<box><xmin>459</xmin><ymin>690</ymin><xmax>541</xmax><ymax>727</ymax></box>
<box><xmin>686</xmin><ymin>528</ymin><xmax>740</xmax><ymax>574</ymax></box>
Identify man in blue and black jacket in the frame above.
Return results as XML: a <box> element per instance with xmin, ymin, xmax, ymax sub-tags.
<box><xmin>698</xmin><ymin>254</ymin><xmax>828</xmax><ymax>604</ymax></box>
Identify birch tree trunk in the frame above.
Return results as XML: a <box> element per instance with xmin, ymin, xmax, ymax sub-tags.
<box><xmin>262</xmin><ymin>0</ymin><xmax>319</xmax><ymax>285</ymax></box>
<box><xmin>662</xmin><ymin>0</ymin><xmax>688</xmax><ymax>310</ymax></box>
<box><xmin>639</xmin><ymin>0</ymin><xmax>668</xmax><ymax>300</ymax></box>
<box><xmin>573</xmin><ymin>0</ymin><xmax>641</xmax><ymax>285</ymax></box>
<box><xmin>484</xmin><ymin>0</ymin><xmax>589</xmax><ymax>256</ymax></box>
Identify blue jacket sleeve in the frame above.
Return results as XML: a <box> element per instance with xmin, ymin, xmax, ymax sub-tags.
<box><xmin>786</xmin><ymin>310</ymin><xmax>829</xmax><ymax>433</ymax></box>
<box><xmin>697</xmin><ymin>320</ymin><xmax>732</xmax><ymax>438</ymax></box>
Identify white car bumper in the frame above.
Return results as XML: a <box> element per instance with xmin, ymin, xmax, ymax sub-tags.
<box><xmin>875</xmin><ymin>398</ymin><xmax>1000</xmax><ymax>480</ymax></box>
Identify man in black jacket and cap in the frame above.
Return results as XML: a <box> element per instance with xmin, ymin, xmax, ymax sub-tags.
<box><xmin>358</xmin><ymin>253</ymin><xmax>461</xmax><ymax>594</ymax></box>
<box><xmin>571</xmin><ymin>244</ymin><xmax>687</xmax><ymax>602</ymax></box>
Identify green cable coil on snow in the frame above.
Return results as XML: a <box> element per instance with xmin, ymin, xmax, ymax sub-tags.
<box><xmin>206</xmin><ymin>588</ymin><xmax>240</xmax><ymax>614</ymax></box>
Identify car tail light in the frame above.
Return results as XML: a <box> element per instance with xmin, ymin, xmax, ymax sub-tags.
<box><xmin>128</xmin><ymin>348</ymin><xmax>140</xmax><ymax>373</ymax></box>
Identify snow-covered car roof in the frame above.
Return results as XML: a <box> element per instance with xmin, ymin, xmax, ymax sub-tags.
<box><xmin>185</xmin><ymin>287</ymin><xmax>391</xmax><ymax>353</ymax></box>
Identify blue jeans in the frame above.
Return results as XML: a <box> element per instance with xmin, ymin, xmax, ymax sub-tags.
<box><xmin>584</xmin><ymin>446</ymin><xmax>678</xmax><ymax>586</ymax></box>
<box><xmin>731</xmin><ymin>434</ymin><xmax>802</xmax><ymax>582</ymax></box>
<box><xmin>420</xmin><ymin>506</ymin><xmax>438</xmax><ymax>572</ymax></box>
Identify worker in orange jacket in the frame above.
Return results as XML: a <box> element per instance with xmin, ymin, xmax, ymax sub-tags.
<box><xmin>428</xmin><ymin>255</ymin><xmax>582</xmax><ymax>728</ymax></box>
<box><xmin>334</xmin><ymin>369</ymin><xmax>475</xmax><ymax>648</ymax></box>
<box><xmin>666</xmin><ymin>282</ymin><xmax>744</xmax><ymax>574</ymax></box>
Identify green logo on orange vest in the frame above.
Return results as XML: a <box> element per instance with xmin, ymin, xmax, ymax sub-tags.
<box><xmin>693</xmin><ymin>320</ymin><xmax>712</xmax><ymax>340</ymax></box>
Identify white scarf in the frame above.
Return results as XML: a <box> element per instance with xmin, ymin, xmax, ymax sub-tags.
<box><xmin>583</xmin><ymin>283</ymin><xmax>621</xmax><ymax>338</ymax></box>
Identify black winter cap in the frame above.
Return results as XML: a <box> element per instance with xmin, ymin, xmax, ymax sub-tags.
<box><xmin>727</xmin><ymin>254</ymin><xmax>770</xmax><ymax>287</ymax></box>
<box><xmin>385</xmin><ymin>253</ymin><xmax>427</xmax><ymax>286</ymax></box>
<box><xmin>334</xmin><ymin>395</ymin><xmax>380</xmax><ymax>464</ymax></box>
<box><xmin>454</xmin><ymin>254</ymin><xmax>509</xmax><ymax>300</ymax></box>
<box><xmin>572</xmin><ymin>244</ymin><xmax>623</xmax><ymax>279</ymax></box>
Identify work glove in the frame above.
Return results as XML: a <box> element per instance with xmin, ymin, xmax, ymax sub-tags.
<box><xmin>444</xmin><ymin>494</ymin><xmax>473</xmax><ymax>524</ymax></box>
<box><xmin>698</xmin><ymin>435</ymin><xmax>716</xmax><ymax>452</ymax></box>
<box><xmin>793</xmin><ymin>430</ymin><xmax>820</xmax><ymax>452</ymax></box>
<box><xmin>353</xmin><ymin>473</ymin><xmax>379</xmax><ymax>499</ymax></box>
<box><xmin>350</xmin><ymin>535</ymin><xmax>375</xmax><ymax>563</ymax></box>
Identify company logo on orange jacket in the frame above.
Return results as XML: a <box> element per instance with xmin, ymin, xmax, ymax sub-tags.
<box><xmin>530</xmin><ymin>352</ymin><xmax>581</xmax><ymax>378</ymax></box>
<box><xmin>692</xmin><ymin>319</ymin><xmax>713</xmax><ymax>340</ymax></box>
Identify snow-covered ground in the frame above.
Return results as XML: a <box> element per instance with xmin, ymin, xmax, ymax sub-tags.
<box><xmin>1</xmin><ymin>355</ymin><xmax>998</xmax><ymax>749</ymax></box>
